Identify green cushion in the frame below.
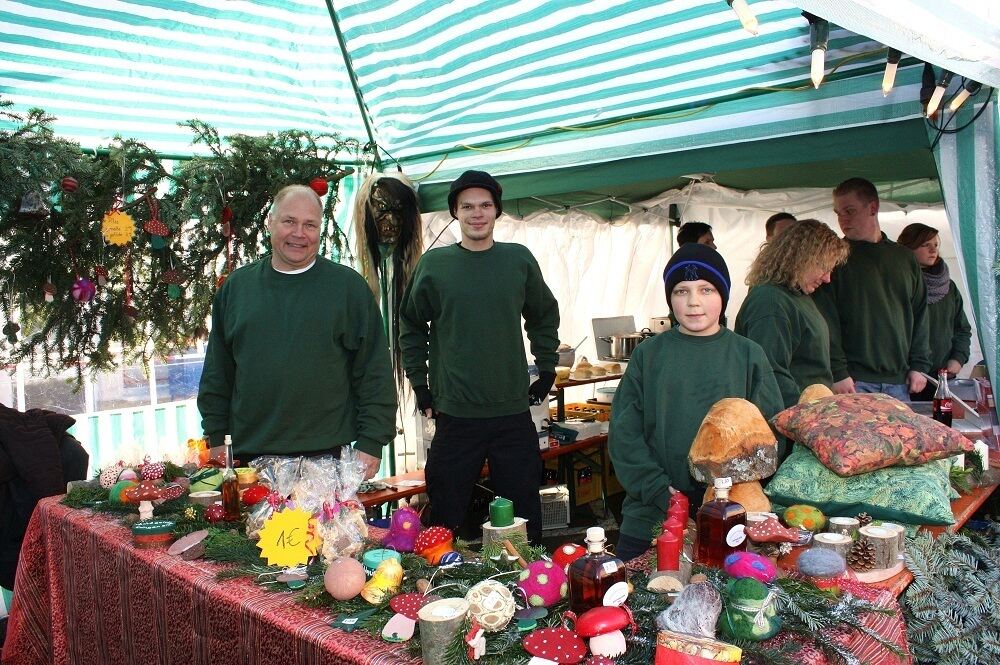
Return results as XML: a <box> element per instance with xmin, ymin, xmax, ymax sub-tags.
<box><xmin>764</xmin><ymin>445</ymin><xmax>955</xmax><ymax>526</ymax></box>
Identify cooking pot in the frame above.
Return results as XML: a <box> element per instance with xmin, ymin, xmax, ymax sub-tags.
<box><xmin>599</xmin><ymin>329</ymin><xmax>653</xmax><ymax>360</ymax></box>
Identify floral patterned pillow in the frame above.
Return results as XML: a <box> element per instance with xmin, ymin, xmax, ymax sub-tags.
<box><xmin>770</xmin><ymin>393</ymin><xmax>973</xmax><ymax>476</ymax></box>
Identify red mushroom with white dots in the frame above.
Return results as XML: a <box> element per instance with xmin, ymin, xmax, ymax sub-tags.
<box><xmin>522</xmin><ymin>626</ymin><xmax>587</xmax><ymax>665</ymax></box>
<box><xmin>413</xmin><ymin>526</ymin><xmax>454</xmax><ymax>565</ymax></box>
<box><xmin>381</xmin><ymin>592</ymin><xmax>428</xmax><ymax>642</ymax></box>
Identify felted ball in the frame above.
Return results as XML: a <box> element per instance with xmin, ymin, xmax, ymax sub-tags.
<box><xmin>118</xmin><ymin>468</ymin><xmax>139</xmax><ymax>482</ymax></box>
<box><xmin>723</xmin><ymin>551</ymin><xmax>777</xmax><ymax>584</ymax></box>
<box><xmin>309</xmin><ymin>177</ymin><xmax>329</xmax><ymax>197</ymax></box>
<box><xmin>516</xmin><ymin>560</ymin><xmax>568</xmax><ymax>608</ymax></box>
<box><xmin>71</xmin><ymin>277</ymin><xmax>97</xmax><ymax>303</ymax></box>
<box><xmin>109</xmin><ymin>479</ymin><xmax>138</xmax><ymax>504</ymax></box>
<box><xmin>797</xmin><ymin>547</ymin><xmax>846</xmax><ymax>578</ymax></box>
<box><xmin>438</xmin><ymin>551</ymin><xmax>463</xmax><ymax>567</ymax></box>
<box><xmin>242</xmin><ymin>485</ymin><xmax>269</xmax><ymax>506</ymax></box>
<box><xmin>204</xmin><ymin>504</ymin><xmax>226</xmax><ymax>523</ymax></box>
<box><xmin>784</xmin><ymin>504</ymin><xmax>826</xmax><ymax>532</ymax></box>
<box><xmin>324</xmin><ymin>557</ymin><xmax>366</xmax><ymax>601</ymax></box>
<box><xmin>465</xmin><ymin>580</ymin><xmax>516</xmax><ymax>632</ymax></box>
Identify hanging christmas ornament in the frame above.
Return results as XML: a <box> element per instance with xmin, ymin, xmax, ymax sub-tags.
<box><xmin>42</xmin><ymin>280</ymin><xmax>56</xmax><ymax>303</ymax></box>
<box><xmin>94</xmin><ymin>265</ymin><xmax>109</xmax><ymax>287</ymax></box>
<box><xmin>220</xmin><ymin>205</ymin><xmax>234</xmax><ymax>238</ymax></box>
<box><xmin>309</xmin><ymin>177</ymin><xmax>329</xmax><ymax>197</ymax></box>
<box><xmin>161</xmin><ymin>268</ymin><xmax>184</xmax><ymax>285</ymax></box>
<box><xmin>17</xmin><ymin>191</ymin><xmax>50</xmax><ymax>222</ymax></box>
<box><xmin>143</xmin><ymin>219</ymin><xmax>169</xmax><ymax>237</ymax></box>
<box><xmin>60</xmin><ymin>177</ymin><xmax>79</xmax><ymax>193</ymax></box>
<box><xmin>167</xmin><ymin>284</ymin><xmax>181</xmax><ymax>299</ymax></box>
<box><xmin>102</xmin><ymin>211</ymin><xmax>136</xmax><ymax>246</ymax></box>
<box><xmin>71</xmin><ymin>277</ymin><xmax>97</xmax><ymax>303</ymax></box>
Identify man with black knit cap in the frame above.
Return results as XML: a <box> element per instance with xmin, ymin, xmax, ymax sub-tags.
<box><xmin>608</xmin><ymin>243</ymin><xmax>783</xmax><ymax>562</ymax></box>
<box><xmin>399</xmin><ymin>169</ymin><xmax>559</xmax><ymax>544</ymax></box>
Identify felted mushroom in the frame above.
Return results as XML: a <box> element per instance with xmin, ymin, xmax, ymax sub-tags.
<box><xmin>745</xmin><ymin>516</ymin><xmax>802</xmax><ymax>544</ymax></box>
<box><xmin>125</xmin><ymin>479</ymin><xmax>166</xmax><ymax>520</ymax></box>
<box><xmin>157</xmin><ymin>483</ymin><xmax>185</xmax><ymax>502</ymax></box>
<box><xmin>522</xmin><ymin>627</ymin><xmax>587</xmax><ymax>665</ymax></box>
<box><xmin>584</xmin><ymin>657</ymin><xmax>616</xmax><ymax>665</ymax></box>
<box><xmin>413</xmin><ymin>526</ymin><xmax>454</xmax><ymax>565</ymax></box>
<box><xmin>552</xmin><ymin>543</ymin><xmax>586</xmax><ymax>572</ymax></box>
<box><xmin>381</xmin><ymin>592</ymin><xmax>427</xmax><ymax>642</ymax></box>
<box><xmin>571</xmin><ymin>605</ymin><xmax>637</xmax><ymax>658</ymax></box>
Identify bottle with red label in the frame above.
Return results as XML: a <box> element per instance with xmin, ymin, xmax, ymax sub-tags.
<box><xmin>695</xmin><ymin>477</ymin><xmax>746</xmax><ymax>568</ymax></box>
<box><xmin>933</xmin><ymin>369</ymin><xmax>953</xmax><ymax>428</ymax></box>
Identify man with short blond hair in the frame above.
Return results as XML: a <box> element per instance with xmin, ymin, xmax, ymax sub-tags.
<box><xmin>198</xmin><ymin>185</ymin><xmax>395</xmax><ymax>477</ymax></box>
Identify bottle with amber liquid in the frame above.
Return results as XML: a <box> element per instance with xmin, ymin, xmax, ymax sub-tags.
<box><xmin>932</xmin><ymin>369</ymin><xmax>953</xmax><ymax>428</ymax></box>
<box><xmin>221</xmin><ymin>434</ymin><xmax>241</xmax><ymax>521</ymax></box>
<box><xmin>695</xmin><ymin>477</ymin><xmax>746</xmax><ymax>568</ymax></box>
<box><xmin>568</xmin><ymin>527</ymin><xmax>628</xmax><ymax>613</ymax></box>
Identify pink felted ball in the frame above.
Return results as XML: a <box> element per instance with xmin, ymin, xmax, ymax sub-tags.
<box><xmin>381</xmin><ymin>506</ymin><xmax>422</xmax><ymax>552</ymax></box>
<box><xmin>71</xmin><ymin>277</ymin><xmax>97</xmax><ymax>303</ymax></box>
<box><xmin>724</xmin><ymin>551</ymin><xmax>778</xmax><ymax>584</ymax></box>
<box><xmin>517</xmin><ymin>560</ymin><xmax>568</xmax><ymax>608</ymax></box>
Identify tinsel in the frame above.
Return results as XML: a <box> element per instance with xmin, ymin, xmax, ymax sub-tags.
<box><xmin>902</xmin><ymin>521</ymin><xmax>1000</xmax><ymax>664</ymax></box>
<box><xmin>0</xmin><ymin>96</ymin><xmax>368</xmax><ymax>380</ymax></box>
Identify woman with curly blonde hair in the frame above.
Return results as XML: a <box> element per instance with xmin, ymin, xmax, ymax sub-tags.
<box><xmin>735</xmin><ymin>219</ymin><xmax>849</xmax><ymax>407</ymax></box>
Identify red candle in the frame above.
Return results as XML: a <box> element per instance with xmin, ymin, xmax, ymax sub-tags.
<box><xmin>656</xmin><ymin>531</ymin><xmax>681</xmax><ymax>571</ymax></box>
<box><xmin>669</xmin><ymin>491</ymin><xmax>689</xmax><ymax>515</ymax></box>
<box><xmin>667</xmin><ymin>502</ymin><xmax>687</xmax><ymax>522</ymax></box>
<box><xmin>663</xmin><ymin>515</ymin><xmax>685</xmax><ymax>540</ymax></box>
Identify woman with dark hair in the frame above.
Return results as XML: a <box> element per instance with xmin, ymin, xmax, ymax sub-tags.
<box><xmin>735</xmin><ymin>219</ymin><xmax>850</xmax><ymax>407</ymax></box>
<box><xmin>897</xmin><ymin>223</ymin><xmax>972</xmax><ymax>400</ymax></box>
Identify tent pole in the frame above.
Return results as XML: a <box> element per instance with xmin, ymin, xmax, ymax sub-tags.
<box><xmin>324</xmin><ymin>0</ymin><xmax>382</xmax><ymax>171</ymax></box>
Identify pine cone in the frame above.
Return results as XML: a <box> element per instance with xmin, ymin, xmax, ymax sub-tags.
<box><xmin>855</xmin><ymin>512</ymin><xmax>873</xmax><ymax>528</ymax></box>
<box><xmin>848</xmin><ymin>538</ymin><xmax>876</xmax><ymax>572</ymax></box>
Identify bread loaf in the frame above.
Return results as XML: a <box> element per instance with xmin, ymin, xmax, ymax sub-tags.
<box><xmin>688</xmin><ymin>398</ymin><xmax>778</xmax><ymax>484</ymax></box>
<box><xmin>798</xmin><ymin>383</ymin><xmax>834</xmax><ymax>404</ymax></box>
<box><xmin>702</xmin><ymin>481</ymin><xmax>771</xmax><ymax>513</ymax></box>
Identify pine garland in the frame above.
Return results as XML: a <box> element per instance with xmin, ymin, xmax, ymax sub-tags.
<box><xmin>902</xmin><ymin>522</ymin><xmax>1000</xmax><ymax>664</ymax></box>
<box><xmin>0</xmin><ymin>96</ymin><xmax>369</xmax><ymax>380</ymax></box>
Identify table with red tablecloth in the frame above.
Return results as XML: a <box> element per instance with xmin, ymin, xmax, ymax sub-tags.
<box><xmin>1</xmin><ymin>497</ymin><xmax>418</xmax><ymax>665</ymax></box>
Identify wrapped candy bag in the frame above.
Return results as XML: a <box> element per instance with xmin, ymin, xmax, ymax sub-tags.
<box><xmin>245</xmin><ymin>455</ymin><xmax>300</xmax><ymax>540</ymax></box>
<box><xmin>319</xmin><ymin>447</ymin><xmax>369</xmax><ymax>563</ymax></box>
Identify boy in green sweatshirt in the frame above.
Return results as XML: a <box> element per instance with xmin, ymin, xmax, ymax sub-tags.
<box><xmin>399</xmin><ymin>171</ymin><xmax>559</xmax><ymax>543</ymax></box>
<box><xmin>609</xmin><ymin>243</ymin><xmax>783</xmax><ymax>561</ymax></box>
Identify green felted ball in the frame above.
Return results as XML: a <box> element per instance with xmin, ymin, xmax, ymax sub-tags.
<box><xmin>783</xmin><ymin>504</ymin><xmax>826</xmax><ymax>532</ymax></box>
<box><xmin>109</xmin><ymin>479</ymin><xmax>138</xmax><ymax>504</ymax></box>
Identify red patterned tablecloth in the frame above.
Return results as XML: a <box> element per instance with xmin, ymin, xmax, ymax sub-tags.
<box><xmin>1</xmin><ymin>497</ymin><xmax>419</xmax><ymax>665</ymax></box>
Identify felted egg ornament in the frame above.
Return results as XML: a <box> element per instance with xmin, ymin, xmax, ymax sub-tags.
<box><xmin>118</xmin><ymin>467</ymin><xmax>139</xmax><ymax>482</ymax></box>
<box><xmin>324</xmin><ymin>557</ymin><xmax>366</xmax><ymax>601</ymax></box>
<box><xmin>465</xmin><ymin>579</ymin><xmax>516</xmax><ymax>632</ymax></box>
<box><xmin>109</xmin><ymin>479</ymin><xmax>138</xmax><ymax>504</ymax></box>
<box><xmin>723</xmin><ymin>551</ymin><xmax>777</xmax><ymax>584</ymax></box>
<box><xmin>98</xmin><ymin>461</ymin><xmax>126</xmax><ymax>489</ymax></box>
<box><xmin>242</xmin><ymin>485</ymin><xmax>269</xmax><ymax>506</ymax></box>
<box><xmin>71</xmin><ymin>277</ymin><xmax>96</xmax><ymax>303</ymax></box>
<box><xmin>517</xmin><ymin>560</ymin><xmax>568</xmax><ymax>608</ymax></box>
<box><xmin>784</xmin><ymin>504</ymin><xmax>826</xmax><ymax>532</ymax></box>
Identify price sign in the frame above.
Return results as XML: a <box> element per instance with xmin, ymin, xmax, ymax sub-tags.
<box><xmin>256</xmin><ymin>508</ymin><xmax>314</xmax><ymax>567</ymax></box>
<box><xmin>101</xmin><ymin>210</ymin><xmax>136</xmax><ymax>246</ymax></box>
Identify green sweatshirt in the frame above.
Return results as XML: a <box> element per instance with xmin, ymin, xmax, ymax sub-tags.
<box><xmin>608</xmin><ymin>328</ymin><xmax>784</xmax><ymax>541</ymax></box>
<box><xmin>735</xmin><ymin>284</ymin><xmax>833</xmax><ymax>408</ymax></box>
<box><xmin>812</xmin><ymin>234</ymin><xmax>931</xmax><ymax>384</ymax></box>
<box><xmin>928</xmin><ymin>280</ymin><xmax>972</xmax><ymax>370</ymax></box>
<box><xmin>197</xmin><ymin>258</ymin><xmax>396</xmax><ymax>459</ymax></box>
<box><xmin>399</xmin><ymin>242</ymin><xmax>559</xmax><ymax>418</ymax></box>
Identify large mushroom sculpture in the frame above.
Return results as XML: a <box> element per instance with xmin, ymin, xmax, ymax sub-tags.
<box><xmin>381</xmin><ymin>592</ymin><xmax>428</xmax><ymax>642</ymax></box>
<box><xmin>571</xmin><ymin>605</ymin><xmax>637</xmax><ymax>658</ymax></box>
<box><xmin>522</xmin><ymin>627</ymin><xmax>587</xmax><ymax>665</ymax></box>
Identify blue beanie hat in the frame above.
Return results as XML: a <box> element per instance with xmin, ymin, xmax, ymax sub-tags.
<box><xmin>662</xmin><ymin>243</ymin><xmax>731</xmax><ymax>312</ymax></box>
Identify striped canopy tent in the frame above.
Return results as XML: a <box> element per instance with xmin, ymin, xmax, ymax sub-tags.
<box><xmin>1</xmin><ymin>0</ymin><xmax>998</xmax><ymax>374</ymax></box>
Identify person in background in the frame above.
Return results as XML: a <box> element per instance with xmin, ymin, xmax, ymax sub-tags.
<box><xmin>399</xmin><ymin>170</ymin><xmax>559</xmax><ymax>544</ymax></box>
<box><xmin>897</xmin><ymin>222</ymin><xmax>972</xmax><ymax>400</ymax></box>
<box><xmin>198</xmin><ymin>185</ymin><xmax>395</xmax><ymax>478</ymax></box>
<box><xmin>765</xmin><ymin>212</ymin><xmax>797</xmax><ymax>241</ymax></box>
<box><xmin>676</xmin><ymin>221</ymin><xmax>716</xmax><ymax>249</ymax></box>
<box><xmin>736</xmin><ymin>220</ymin><xmax>850</xmax><ymax>408</ymax></box>
<box><xmin>609</xmin><ymin>243</ymin><xmax>783</xmax><ymax>561</ymax></box>
<box><xmin>812</xmin><ymin>177</ymin><xmax>930</xmax><ymax>401</ymax></box>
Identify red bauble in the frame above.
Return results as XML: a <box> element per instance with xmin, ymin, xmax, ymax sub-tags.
<box><xmin>204</xmin><ymin>504</ymin><xmax>226</xmax><ymax>523</ymax></box>
<box><xmin>309</xmin><ymin>177</ymin><xmax>328</xmax><ymax>197</ymax></box>
<box><xmin>61</xmin><ymin>177</ymin><xmax>79</xmax><ymax>193</ymax></box>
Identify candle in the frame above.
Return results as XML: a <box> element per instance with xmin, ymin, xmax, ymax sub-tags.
<box><xmin>669</xmin><ymin>491</ymin><xmax>689</xmax><ymax>515</ymax></box>
<box><xmin>656</xmin><ymin>531</ymin><xmax>681</xmax><ymax>571</ymax></box>
<box><xmin>489</xmin><ymin>497</ymin><xmax>514</xmax><ymax>527</ymax></box>
<box><xmin>667</xmin><ymin>502</ymin><xmax>687</xmax><ymax>522</ymax></box>
<box><xmin>663</xmin><ymin>515</ymin><xmax>685</xmax><ymax>540</ymax></box>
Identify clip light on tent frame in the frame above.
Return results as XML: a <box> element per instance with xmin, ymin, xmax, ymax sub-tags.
<box><xmin>726</xmin><ymin>0</ymin><xmax>758</xmax><ymax>35</ymax></box>
<box><xmin>802</xmin><ymin>12</ymin><xmax>830</xmax><ymax>89</ymax></box>
<box><xmin>882</xmin><ymin>48</ymin><xmax>902</xmax><ymax>96</ymax></box>
<box><xmin>950</xmin><ymin>79</ymin><xmax>983</xmax><ymax>112</ymax></box>
<box><xmin>926</xmin><ymin>70</ymin><xmax>955</xmax><ymax>117</ymax></box>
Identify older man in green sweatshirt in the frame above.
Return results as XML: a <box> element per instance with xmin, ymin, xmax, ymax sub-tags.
<box><xmin>813</xmin><ymin>178</ymin><xmax>931</xmax><ymax>400</ymax></box>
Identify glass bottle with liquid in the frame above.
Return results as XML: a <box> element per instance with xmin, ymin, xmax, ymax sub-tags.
<box><xmin>568</xmin><ymin>527</ymin><xmax>628</xmax><ymax>613</ymax></box>
<box><xmin>221</xmin><ymin>434</ymin><xmax>241</xmax><ymax>521</ymax></box>
<box><xmin>932</xmin><ymin>369</ymin><xmax>954</xmax><ymax>428</ymax></box>
<box><xmin>695</xmin><ymin>477</ymin><xmax>746</xmax><ymax>569</ymax></box>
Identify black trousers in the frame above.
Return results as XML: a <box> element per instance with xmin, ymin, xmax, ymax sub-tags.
<box><xmin>425</xmin><ymin>411</ymin><xmax>544</xmax><ymax>544</ymax></box>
